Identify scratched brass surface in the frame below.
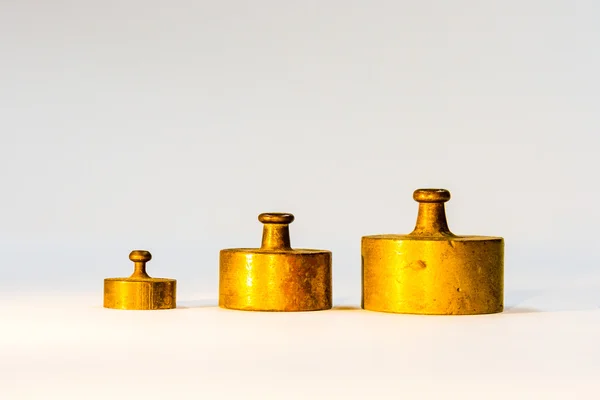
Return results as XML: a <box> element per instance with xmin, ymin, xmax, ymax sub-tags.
<box><xmin>104</xmin><ymin>250</ymin><xmax>176</xmax><ymax>310</ymax></box>
<box><xmin>219</xmin><ymin>213</ymin><xmax>332</xmax><ymax>311</ymax></box>
<box><xmin>362</xmin><ymin>189</ymin><xmax>503</xmax><ymax>315</ymax></box>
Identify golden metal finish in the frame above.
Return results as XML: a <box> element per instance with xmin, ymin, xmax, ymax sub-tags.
<box><xmin>104</xmin><ymin>250</ymin><xmax>176</xmax><ymax>310</ymax></box>
<box><xmin>219</xmin><ymin>213</ymin><xmax>332</xmax><ymax>311</ymax></box>
<box><xmin>362</xmin><ymin>189</ymin><xmax>503</xmax><ymax>315</ymax></box>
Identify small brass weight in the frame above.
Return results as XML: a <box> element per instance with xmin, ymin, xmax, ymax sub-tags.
<box><xmin>362</xmin><ymin>189</ymin><xmax>504</xmax><ymax>315</ymax></box>
<box><xmin>104</xmin><ymin>250</ymin><xmax>176</xmax><ymax>310</ymax></box>
<box><xmin>219</xmin><ymin>213</ymin><xmax>332</xmax><ymax>311</ymax></box>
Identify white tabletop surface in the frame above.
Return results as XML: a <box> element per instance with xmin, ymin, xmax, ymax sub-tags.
<box><xmin>2</xmin><ymin>288</ymin><xmax>599</xmax><ymax>400</ymax></box>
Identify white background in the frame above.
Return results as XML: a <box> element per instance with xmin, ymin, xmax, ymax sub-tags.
<box><xmin>1</xmin><ymin>1</ymin><xmax>599</xmax><ymax>398</ymax></box>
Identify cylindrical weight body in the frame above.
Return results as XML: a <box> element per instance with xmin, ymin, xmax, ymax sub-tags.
<box><xmin>219</xmin><ymin>249</ymin><xmax>332</xmax><ymax>311</ymax></box>
<box><xmin>362</xmin><ymin>235</ymin><xmax>503</xmax><ymax>315</ymax></box>
<box><xmin>104</xmin><ymin>278</ymin><xmax>176</xmax><ymax>310</ymax></box>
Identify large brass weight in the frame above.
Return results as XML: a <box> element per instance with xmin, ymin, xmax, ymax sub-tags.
<box><xmin>362</xmin><ymin>189</ymin><xmax>504</xmax><ymax>315</ymax></box>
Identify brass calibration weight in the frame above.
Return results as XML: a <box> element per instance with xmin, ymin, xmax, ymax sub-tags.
<box><xmin>104</xmin><ymin>250</ymin><xmax>177</xmax><ymax>310</ymax></box>
<box><xmin>362</xmin><ymin>189</ymin><xmax>504</xmax><ymax>315</ymax></box>
<box><xmin>219</xmin><ymin>213</ymin><xmax>332</xmax><ymax>311</ymax></box>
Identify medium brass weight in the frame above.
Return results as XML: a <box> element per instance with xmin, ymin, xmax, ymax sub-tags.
<box><xmin>104</xmin><ymin>250</ymin><xmax>177</xmax><ymax>310</ymax></box>
<box><xmin>362</xmin><ymin>189</ymin><xmax>504</xmax><ymax>315</ymax></box>
<box><xmin>219</xmin><ymin>213</ymin><xmax>332</xmax><ymax>311</ymax></box>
